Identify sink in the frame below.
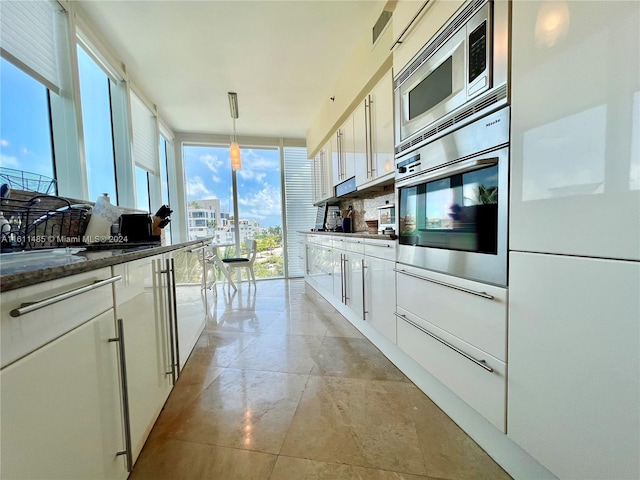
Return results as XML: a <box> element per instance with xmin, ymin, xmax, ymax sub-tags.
<box><xmin>0</xmin><ymin>248</ymin><xmax>86</xmax><ymax>274</ymax></box>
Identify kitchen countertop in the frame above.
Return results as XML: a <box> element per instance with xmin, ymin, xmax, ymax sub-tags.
<box><xmin>0</xmin><ymin>239</ymin><xmax>209</xmax><ymax>293</ymax></box>
<box><xmin>299</xmin><ymin>230</ymin><xmax>397</xmax><ymax>241</ymax></box>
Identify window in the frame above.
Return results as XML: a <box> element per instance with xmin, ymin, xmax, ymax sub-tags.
<box><xmin>77</xmin><ymin>45</ymin><xmax>117</xmax><ymax>202</ymax></box>
<box><xmin>0</xmin><ymin>57</ymin><xmax>56</xmax><ymax>191</ymax></box>
<box><xmin>236</xmin><ymin>147</ymin><xmax>284</xmax><ymax>279</ymax></box>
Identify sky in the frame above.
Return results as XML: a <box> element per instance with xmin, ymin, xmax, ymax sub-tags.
<box><xmin>0</xmin><ymin>57</ymin><xmax>55</xmax><ymax>188</ymax></box>
<box><xmin>183</xmin><ymin>145</ymin><xmax>283</xmax><ymax>228</ymax></box>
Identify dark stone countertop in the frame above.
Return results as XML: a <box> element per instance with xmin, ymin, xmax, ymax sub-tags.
<box><xmin>0</xmin><ymin>239</ymin><xmax>209</xmax><ymax>293</ymax></box>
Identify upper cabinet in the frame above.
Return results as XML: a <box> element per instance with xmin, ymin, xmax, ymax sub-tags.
<box><xmin>510</xmin><ymin>1</ymin><xmax>640</xmax><ymax>261</ymax></box>
<box><xmin>311</xmin><ymin>141</ymin><xmax>333</xmax><ymax>205</ymax></box>
<box><xmin>356</xmin><ymin>69</ymin><xmax>395</xmax><ymax>189</ymax></box>
<box><xmin>391</xmin><ymin>0</ymin><xmax>464</xmax><ymax>74</ymax></box>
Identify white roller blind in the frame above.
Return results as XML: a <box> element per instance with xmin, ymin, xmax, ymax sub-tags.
<box><xmin>284</xmin><ymin>146</ymin><xmax>315</xmax><ymax>277</ymax></box>
<box><xmin>0</xmin><ymin>0</ymin><xmax>61</xmax><ymax>93</ymax></box>
<box><xmin>130</xmin><ymin>91</ymin><xmax>157</xmax><ymax>173</ymax></box>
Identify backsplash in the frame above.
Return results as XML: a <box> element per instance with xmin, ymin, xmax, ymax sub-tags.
<box><xmin>338</xmin><ymin>185</ymin><xmax>394</xmax><ymax>233</ymax></box>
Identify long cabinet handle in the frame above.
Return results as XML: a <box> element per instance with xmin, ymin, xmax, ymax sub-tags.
<box><xmin>362</xmin><ymin>260</ymin><xmax>367</xmax><ymax>320</ymax></box>
<box><xmin>164</xmin><ymin>259</ymin><xmax>176</xmax><ymax>384</ymax></box>
<box><xmin>343</xmin><ymin>256</ymin><xmax>349</xmax><ymax>302</ymax></box>
<box><xmin>170</xmin><ymin>258</ymin><xmax>180</xmax><ymax>380</ymax></box>
<box><xmin>367</xmin><ymin>95</ymin><xmax>375</xmax><ymax>177</ymax></box>
<box><xmin>390</xmin><ymin>1</ymin><xmax>431</xmax><ymax>50</ymax></box>
<box><xmin>110</xmin><ymin>318</ymin><xmax>133</xmax><ymax>472</ymax></box>
<box><xmin>395</xmin><ymin>313</ymin><xmax>494</xmax><ymax>373</ymax></box>
<box><xmin>393</xmin><ymin>268</ymin><xmax>494</xmax><ymax>300</ymax></box>
<box><xmin>10</xmin><ymin>275</ymin><xmax>122</xmax><ymax>317</ymax></box>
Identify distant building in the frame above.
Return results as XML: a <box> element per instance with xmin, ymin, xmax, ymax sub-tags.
<box><xmin>187</xmin><ymin>198</ymin><xmax>260</xmax><ymax>243</ymax></box>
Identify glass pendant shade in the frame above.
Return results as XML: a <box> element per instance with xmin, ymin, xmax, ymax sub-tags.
<box><xmin>230</xmin><ymin>141</ymin><xmax>241</xmax><ymax>170</ymax></box>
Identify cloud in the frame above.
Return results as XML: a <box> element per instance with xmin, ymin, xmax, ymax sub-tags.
<box><xmin>237</xmin><ymin>184</ymin><xmax>282</xmax><ymax>220</ymax></box>
<box><xmin>185</xmin><ymin>176</ymin><xmax>215</xmax><ymax>199</ymax></box>
<box><xmin>0</xmin><ymin>153</ymin><xmax>20</xmax><ymax>169</ymax></box>
<box><xmin>198</xmin><ymin>153</ymin><xmax>225</xmax><ymax>183</ymax></box>
<box><xmin>0</xmin><ymin>139</ymin><xmax>9</xmax><ymax>147</ymax></box>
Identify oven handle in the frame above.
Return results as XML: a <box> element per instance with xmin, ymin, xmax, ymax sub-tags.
<box><xmin>397</xmin><ymin>157</ymin><xmax>498</xmax><ymax>188</ymax></box>
<box><xmin>394</xmin><ymin>268</ymin><xmax>494</xmax><ymax>300</ymax></box>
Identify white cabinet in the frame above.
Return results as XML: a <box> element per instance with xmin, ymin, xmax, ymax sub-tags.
<box><xmin>305</xmin><ymin>235</ymin><xmax>334</xmax><ymax>298</ymax></box>
<box><xmin>356</xmin><ymin>69</ymin><xmax>395</xmax><ymax>189</ymax></box>
<box><xmin>395</xmin><ymin>265</ymin><xmax>507</xmax><ymax>430</ymax></box>
<box><xmin>113</xmin><ymin>256</ymin><xmax>173</xmax><ymax>463</ymax></box>
<box><xmin>0</xmin><ymin>308</ymin><xmax>127</xmax><ymax>479</ymax></box>
<box><xmin>332</xmin><ymin>114</ymin><xmax>356</xmax><ymax>185</ymax></box>
<box><xmin>509</xmin><ymin>0</ymin><xmax>640</xmax><ymax>260</ymax></box>
<box><xmin>363</xmin><ymin>239</ymin><xmax>396</xmax><ymax>343</ymax></box>
<box><xmin>312</xmin><ymin>141</ymin><xmax>333</xmax><ymax>204</ymax></box>
<box><xmin>508</xmin><ymin>252</ymin><xmax>640</xmax><ymax>480</ymax></box>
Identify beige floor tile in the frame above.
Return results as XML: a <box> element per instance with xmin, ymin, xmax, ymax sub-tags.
<box><xmin>130</xmin><ymin>438</ymin><xmax>276</xmax><ymax>480</ymax></box>
<box><xmin>189</xmin><ymin>330</ymin><xmax>259</xmax><ymax>367</ymax></box>
<box><xmin>262</xmin><ymin>311</ymin><xmax>331</xmax><ymax>336</ymax></box>
<box><xmin>228</xmin><ymin>333</ymin><xmax>324</xmax><ymax>374</ymax></box>
<box><xmin>169</xmin><ymin>368</ymin><xmax>309</xmax><ymax>454</ymax></box>
<box><xmin>311</xmin><ymin>336</ymin><xmax>409</xmax><ymax>382</ymax></box>
<box><xmin>407</xmin><ymin>386</ymin><xmax>512</xmax><ymax>480</ymax></box>
<box><xmin>280</xmin><ymin>376</ymin><xmax>428</xmax><ymax>476</ymax></box>
<box><xmin>269</xmin><ymin>456</ymin><xmax>438</xmax><ymax>480</ymax></box>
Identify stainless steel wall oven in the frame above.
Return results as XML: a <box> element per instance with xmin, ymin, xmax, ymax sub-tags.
<box><xmin>396</xmin><ymin>107</ymin><xmax>510</xmax><ymax>286</ymax></box>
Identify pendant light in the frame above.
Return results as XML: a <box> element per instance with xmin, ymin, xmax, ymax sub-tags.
<box><xmin>228</xmin><ymin>92</ymin><xmax>241</xmax><ymax>170</ymax></box>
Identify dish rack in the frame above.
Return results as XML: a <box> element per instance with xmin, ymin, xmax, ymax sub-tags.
<box><xmin>0</xmin><ymin>167</ymin><xmax>57</xmax><ymax>195</ymax></box>
<box><xmin>0</xmin><ymin>196</ymin><xmax>91</xmax><ymax>251</ymax></box>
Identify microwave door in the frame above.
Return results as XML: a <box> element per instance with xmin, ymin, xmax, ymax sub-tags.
<box><xmin>399</xmin><ymin>29</ymin><xmax>466</xmax><ymax>143</ymax></box>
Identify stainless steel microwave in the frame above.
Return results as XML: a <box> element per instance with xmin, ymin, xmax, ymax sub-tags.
<box><xmin>394</xmin><ymin>0</ymin><xmax>509</xmax><ymax>156</ymax></box>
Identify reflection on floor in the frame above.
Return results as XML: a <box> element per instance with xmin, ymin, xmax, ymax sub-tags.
<box><xmin>130</xmin><ymin>279</ymin><xmax>512</xmax><ymax>480</ymax></box>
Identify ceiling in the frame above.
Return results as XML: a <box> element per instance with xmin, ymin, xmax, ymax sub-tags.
<box><xmin>76</xmin><ymin>0</ymin><xmax>385</xmax><ymax>140</ymax></box>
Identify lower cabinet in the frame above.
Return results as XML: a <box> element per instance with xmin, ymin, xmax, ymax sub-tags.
<box><xmin>364</xmin><ymin>240</ymin><xmax>396</xmax><ymax>343</ymax></box>
<box><xmin>113</xmin><ymin>255</ymin><xmax>173</xmax><ymax>464</ymax></box>
<box><xmin>395</xmin><ymin>265</ymin><xmax>508</xmax><ymax>431</ymax></box>
<box><xmin>508</xmin><ymin>252</ymin><xmax>640</xmax><ymax>480</ymax></box>
<box><xmin>0</xmin><ymin>309</ymin><xmax>128</xmax><ymax>479</ymax></box>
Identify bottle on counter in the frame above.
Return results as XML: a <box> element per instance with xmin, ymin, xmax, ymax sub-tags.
<box><xmin>84</xmin><ymin>193</ymin><xmax>121</xmax><ymax>244</ymax></box>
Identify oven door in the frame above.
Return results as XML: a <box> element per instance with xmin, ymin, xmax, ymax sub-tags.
<box><xmin>396</xmin><ymin>108</ymin><xmax>509</xmax><ymax>286</ymax></box>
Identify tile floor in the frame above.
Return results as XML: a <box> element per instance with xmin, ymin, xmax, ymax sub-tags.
<box><xmin>130</xmin><ymin>279</ymin><xmax>512</xmax><ymax>480</ymax></box>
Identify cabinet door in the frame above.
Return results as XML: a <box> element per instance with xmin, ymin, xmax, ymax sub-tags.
<box><xmin>331</xmin><ymin>130</ymin><xmax>342</xmax><ymax>185</ymax></box>
<box><xmin>370</xmin><ymin>70</ymin><xmax>395</xmax><ymax>180</ymax></box>
<box><xmin>365</xmin><ymin>256</ymin><xmax>396</xmax><ymax>343</ymax></box>
<box><xmin>170</xmin><ymin>247</ymin><xmax>207</xmax><ymax>371</ymax></box>
<box><xmin>342</xmin><ymin>114</ymin><xmax>356</xmax><ymax>180</ymax></box>
<box><xmin>509</xmin><ymin>1</ymin><xmax>640</xmax><ymax>260</ymax></box>
<box><xmin>508</xmin><ymin>252</ymin><xmax>640</xmax><ymax>480</ymax></box>
<box><xmin>0</xmin><ymin>310</ymin><xmax>127</xmax><ymax>479</ymax></box>
<box><xmin>113</xmin><ymin>256</ymin><xmax>172</xmax><ymax>463</ymax></box>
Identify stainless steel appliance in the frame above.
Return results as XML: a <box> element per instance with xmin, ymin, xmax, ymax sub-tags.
<box><xmin>377</xmin><ymin>204</ymin><xmax>395</xmax><ymax>234</ymax></box>
<box><xmin>395</xmin><ymin>106</ymin><xmax>509</xmax><ymax>286</ymax></box>
<box><xmin>394</xmin><ymin>0</ymin><xmax>509</xmax><ymax>156</ymax></box>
